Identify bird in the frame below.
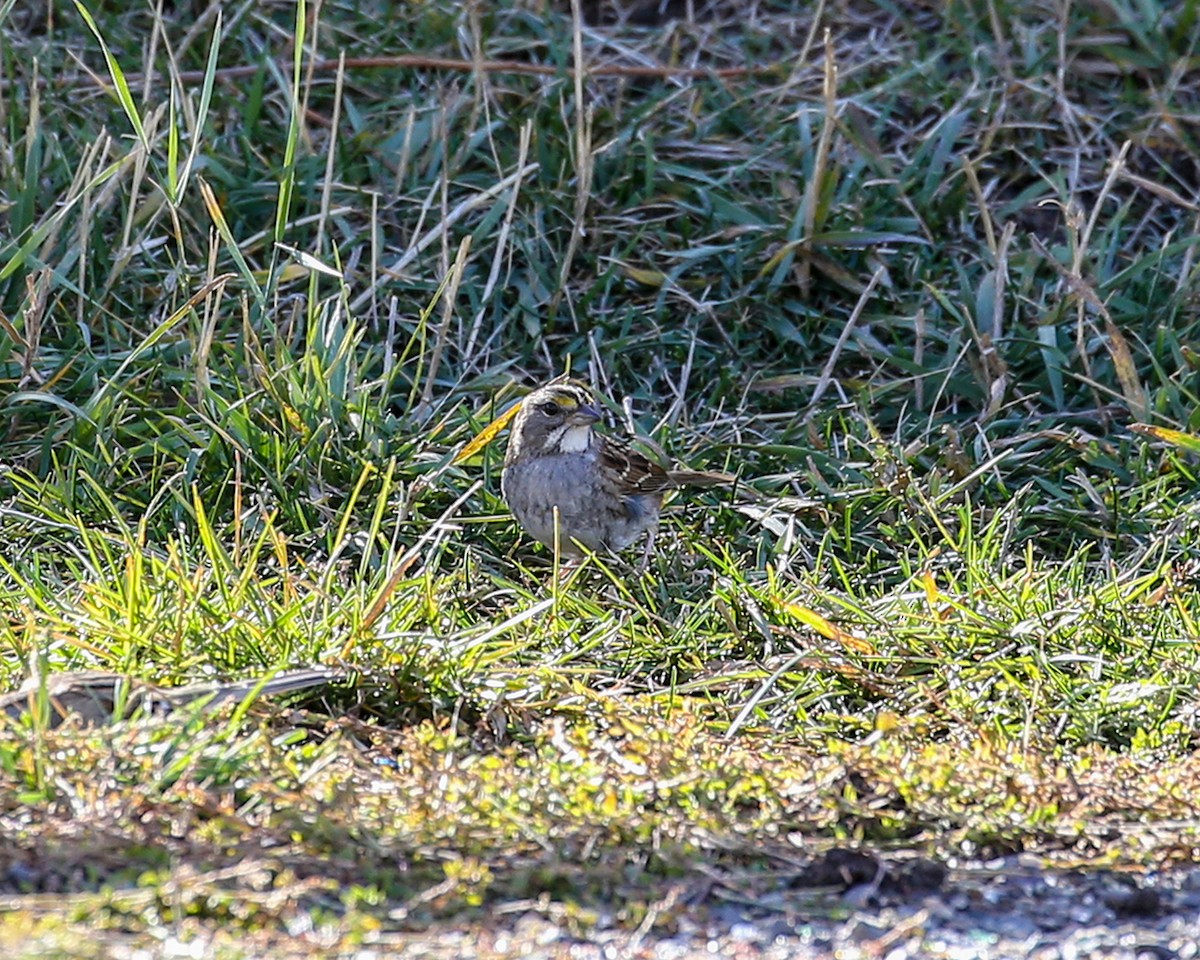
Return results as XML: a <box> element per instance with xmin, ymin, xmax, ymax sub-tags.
<box><xmin>0</xmin><ymin>667</ymin><xmax>340</xmax><ymax>728</ymax></box>
<box><xmin>501</xmin><ymin>379</ymin><xmax>734</xmax><ymax>559</ymax></box>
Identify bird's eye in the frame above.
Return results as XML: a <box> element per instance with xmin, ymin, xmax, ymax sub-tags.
<box><xmin>539</xmin><ymin>401</ymin><xmax>562</xmax><ymax>417</ymax></box>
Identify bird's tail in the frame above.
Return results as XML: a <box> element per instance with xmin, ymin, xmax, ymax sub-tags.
<box><xmin>669</xmin><ymin>469</ymin><xmax>738</xmax><ymax>488</ymax></box>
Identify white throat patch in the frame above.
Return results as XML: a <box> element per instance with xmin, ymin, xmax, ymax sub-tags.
<box><xmin>552</xmin><ymin>424</ymin><xmax>594</xmax><ymax>453</ymax></box>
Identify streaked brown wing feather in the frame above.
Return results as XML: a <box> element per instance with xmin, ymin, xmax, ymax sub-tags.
<box><xmin>601</xmin><ymin>436</ymin><xmax>736</xmax><ymax>493</ymax></box>
<box><xmin>600</xmin><ymin>436</ymin><xmax>674</xmax><ymax>494</ymax></box>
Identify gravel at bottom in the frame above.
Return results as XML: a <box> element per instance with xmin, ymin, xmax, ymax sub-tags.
<box><xmin>376</xmin><ymin>852</ymin><xmax>1200</xmax><ymax>960</ymax></box>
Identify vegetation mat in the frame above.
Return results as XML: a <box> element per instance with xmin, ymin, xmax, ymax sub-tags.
<box><xmin>2</xmin><ymin>0</ymin><xmax>1199</xmax><ymax>955</ymax></box>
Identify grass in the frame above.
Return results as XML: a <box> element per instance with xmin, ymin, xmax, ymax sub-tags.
<box><xmin>2</xmin><ymin>0</ymin><xmax>1200</xmax><ymax>953</ymax></box>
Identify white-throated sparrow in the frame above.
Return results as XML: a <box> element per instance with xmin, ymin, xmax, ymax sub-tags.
<box><xmin>0</xmin><ymin>667</ymin><xmax>339</xmax><ymax>727</ymax></box>
<box><xmin>501</xmin><ymin>380</ymin><xmax>733</xmax><ymax>558</ymax></box>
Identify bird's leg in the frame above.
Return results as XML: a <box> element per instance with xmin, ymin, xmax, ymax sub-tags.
<box><xmin>636</xmin><ymin>524</ymin><xmax>657</xmax><ymax>574</ymax></box>
<box><xmin>550</xmin><ymin>508</ymin><xmax>583</xmax><ymax>582</ymax></box>
<box><xmin>555</xmin><ymin>559</ymin><xmax>582</xmax><ymax>584</ymax></box>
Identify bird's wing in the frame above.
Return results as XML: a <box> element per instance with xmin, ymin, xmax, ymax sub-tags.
<box><xmin>600</xmin><ymin>435</ymin><xmax>675</xmax><ymax>495</ymax></box>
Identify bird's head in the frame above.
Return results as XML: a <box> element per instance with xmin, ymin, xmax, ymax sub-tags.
<box><xmin>506</xmin><ymin>381</ymin><xmax>602</xmax><ymax>462</ymax></box>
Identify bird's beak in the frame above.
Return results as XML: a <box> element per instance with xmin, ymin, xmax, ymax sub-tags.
<box><xmin>568</xmin><ymin>403</ymin><xmax>602</xmax><ymax>426</ymax></box>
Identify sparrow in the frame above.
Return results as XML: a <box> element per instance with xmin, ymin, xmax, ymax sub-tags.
<box><xmin>501</xmin><ymin>380</ymin><xmax>733</xmax><ymax>558</ymax></box>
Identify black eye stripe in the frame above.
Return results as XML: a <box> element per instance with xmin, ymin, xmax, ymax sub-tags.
<box><xmin>529</xmin><ymin>384</ymin><xmax>593</xmax><ymax>418</ymax></box>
